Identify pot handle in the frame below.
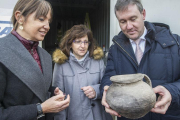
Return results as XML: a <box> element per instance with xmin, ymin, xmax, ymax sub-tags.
<box><xmin>143</xmin><ymin>74</ymin><xmax>152</xmax><ymax>88</ymax></box>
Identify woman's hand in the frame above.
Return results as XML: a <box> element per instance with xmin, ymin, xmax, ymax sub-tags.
<box><xmin>54</xmin><ymin>87</ymin><xmax>63</xmax><ymax>96</ymax></box>
<box><xmin>54</xmin><ymin>87</ymin><xmax>64</xmax><ymax>101</ymax></box>
<box><xmin>41</xmin><ymin>94</ymin><xmax>70</xmax><ymax>113</ymax></box>
<box><xmin>81</xmin><ymin>86</ymin><xmax>96</xmax><ymax>99</ymax></box>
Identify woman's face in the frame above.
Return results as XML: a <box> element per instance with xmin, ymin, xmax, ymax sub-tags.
<box><xmin>71</xmin><ymin>35</ymin><xmax>89</xmax><ymax>60</ymax></box>
<box><xmin>17</xmin><ymin>10</ymin><xmax>51</xmax><ymax>41</ymax></box>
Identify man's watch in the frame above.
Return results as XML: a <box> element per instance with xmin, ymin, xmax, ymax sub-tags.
<box><xmin>36</xmin><ymin>103</ymin><xmax>45</xmax><ymax>119</ymax></box>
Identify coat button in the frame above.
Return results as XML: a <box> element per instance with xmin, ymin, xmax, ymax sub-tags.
<box><xmin>91</xmin><ymin>103</ymin><xmax>95</xmax><ymax>107</ymax></box>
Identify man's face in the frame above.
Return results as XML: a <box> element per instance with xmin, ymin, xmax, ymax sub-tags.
<box><xmin>116</xmin><ymin>4</ymin><xmax>146</xmax><ymax>41</ymax></box>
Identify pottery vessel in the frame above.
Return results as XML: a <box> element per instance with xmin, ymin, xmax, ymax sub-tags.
<box><xmin>106</xmin><ymin>74</ymin><xmax>156</xmax><ymax>119</ymax></box>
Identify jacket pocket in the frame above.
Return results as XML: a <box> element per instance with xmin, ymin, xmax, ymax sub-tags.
<box><xmin>82</xmin><ymin>107</ymin><xmax>94</xmax><ymax>120</ymax></box>
<box><xmin>87</xmin><ymin>71</ymin><xmax>100</xmax><ymax>85</ymax></box>
<box><xmin>63</xmin><ymin>71</ymin><xmax>75</xmax><ymax>95</ymax></box>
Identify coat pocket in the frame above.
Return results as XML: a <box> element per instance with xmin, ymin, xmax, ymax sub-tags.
<box><xmin>63</xmin><ymin>69</ymin><xmax>75</xmax><ymax>95</ymax></box>
<box><xmin>82</xmin><ymin>107</ymin><xmax>94</xmax><ymax>120</ymax></box>
<box><xmin>88</xmin><ymin>68</ymin><xmax>101</xmax><ymax>85</ymax></box>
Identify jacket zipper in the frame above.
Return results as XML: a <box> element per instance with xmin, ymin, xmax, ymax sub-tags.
<box><xmin>113</xmin><ymin>39</ymin><xmax>138</xmax><ymax>66</ymax></box>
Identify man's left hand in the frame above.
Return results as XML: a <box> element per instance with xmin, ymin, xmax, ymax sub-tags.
<box><xmin>151</xmin><ymin>85</ymin><xmax>172</xmax><ymax>114</ymax></box>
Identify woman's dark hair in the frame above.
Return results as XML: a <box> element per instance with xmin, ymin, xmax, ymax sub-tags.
<box><xmin>60</xmin><ymin>24</ymin><xmax>96</xmax><ymax>58</ymax></box>
<box><xmin>11</xmin><ymin>0</ymin><xmax>53</xmax><ymax>30</ymax></box>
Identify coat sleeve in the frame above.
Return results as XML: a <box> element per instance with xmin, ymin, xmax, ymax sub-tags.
<box><xmin>52</xmin><ymin>63</ymin><xmax>66</xmax><ymax>120</ymax></box>
<box><xmin>100</xmin><ymin>45</ymin><xmax>117</xmax><ymax>98</ymax></box>
<box><xmin>91</xmin><ymin>59</ymin><xmax>105</xmax><ymax>100</ymax></box>
<box><xmin>163</xmin><ymin>34</ymin><xmax>180</xmax><ymax>109</ymax></box>
<box><xmin>0</xmin><ymin>63</ymin><xmax>38</xmax><ymax>120</ymax></box>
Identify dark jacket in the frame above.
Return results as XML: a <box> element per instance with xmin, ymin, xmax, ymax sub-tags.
<box><xmin>100</xmin><ymin>21</ymin><xmax>180</xmax><ymax>120</ymax></box>
<box><xmin>0</xmin><ymin>33</ymin><xmax>53</xmax><ymax>120</ymax></box>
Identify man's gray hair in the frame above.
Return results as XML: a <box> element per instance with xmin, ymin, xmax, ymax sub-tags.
<box><xmin>114</xmin><ymin>0</ymin><xmax>143</xmax><ymax>14</ymax></box>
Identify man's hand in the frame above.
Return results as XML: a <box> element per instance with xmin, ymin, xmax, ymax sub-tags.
<box><xmin>151</xmin><ymin>85</ymin><xmax>172</xmax><ymax>114</ymax></box>
<box><xmin>81</xmin><ymin>86</ymin><xmax>96</xmax><ymax>99</ymax></box>
<box><xmin>101</xmin><ymin>86</ymin><xmax>121</xmax><ymax>117</ymax></box>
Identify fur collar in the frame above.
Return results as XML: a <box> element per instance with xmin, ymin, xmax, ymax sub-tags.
<box><xmin>52</xmin><ymin>47</ymin><xmax>104</xmax><ymax>64</ymax></box>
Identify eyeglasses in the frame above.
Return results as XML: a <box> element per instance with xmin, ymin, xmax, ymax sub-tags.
<box><xmin>73</xmin><ymin>40</ymin><xmax>91</xmax><ymax>46</ymax></box>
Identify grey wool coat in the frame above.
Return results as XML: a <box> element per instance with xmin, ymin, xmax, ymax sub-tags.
<box><xmin>52</xmin><ymin>48</ymin><xmax>112</xmax><ymax>120</ymax></box>
<box><xmin>0</xmin><ymin>33</ymin><xmax>53</xmax><ymax>120</ymax></box>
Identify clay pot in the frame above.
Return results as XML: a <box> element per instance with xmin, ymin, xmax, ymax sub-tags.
<box><xmin>106</xmin><ymin>74</ymin><xmax>156</xmax><ymax>119</ymax></box>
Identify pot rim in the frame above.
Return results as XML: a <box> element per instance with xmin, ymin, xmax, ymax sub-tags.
<box><xmin>110</xmin><ymin>73</ymin><xmax>144</xmax><ymax>83</ymax></box>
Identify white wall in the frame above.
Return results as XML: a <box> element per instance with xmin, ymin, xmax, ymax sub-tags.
<box><xmin>0</xmin><ymin>0</ymin><xmax>18</xmax><ymax>38</ymax></box>
<box><xmin>0</xmin><ymin>0</ymin><xmax>17</xmax><ymax>9</ymax></box>
<box><xmin>110</xmin><ymin>0</ymin><xmax>180</xmax><ymax>46</ymax></box>
<box><xmin>0</xmin><ymin>0</ymin><xmax>42</xmax><ymax>47</ymax></box>
<box><xmin>110</xmin><ymin>0</ymin><xmax>121</xmax><ymax>47</ymax></box>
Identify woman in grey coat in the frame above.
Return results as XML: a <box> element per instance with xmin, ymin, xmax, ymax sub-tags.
<box><xmin>52</xmin><ymin>25</ymin><xmax>112</xmax><ymax>120</ymax></box>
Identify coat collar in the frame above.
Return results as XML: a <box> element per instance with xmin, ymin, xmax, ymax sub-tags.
<box><xmin>114</xmin><ymin>21</ymin><xmax>175</xmax><ymax>47</ymax></box>
<box><xmin>112</xmin><ymin>21</ymin><xmax>176</xmax><ymax>68</ymax></box>
<box><xmin>70</xmin><ymin>51</ymin><xmax>90</xmax><ymax>62</ymax></box>
<box><xmin>145</xmin><ymin>21</ymin><xmax>176</xmax><ymax>48</ymax></box>
<box><xmin>53</xmin><ymin>46</ymin><xmax>104</xmax><ymax>65</ymax></box>
<box><xmin>0</xmin><ymin>33</ymin><xmax>52</xmax><ymax>102</ymax></box>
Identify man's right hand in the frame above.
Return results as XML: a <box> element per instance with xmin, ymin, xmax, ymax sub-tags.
<box><xmin>101</xmin><ymin>86</ymin><xmax>121</xmax><ymax>117</ymax></box>
<box><xmin>41</xmin><ymin>94</ymin><xmax>70</xmax><ymax>113</ymax></box>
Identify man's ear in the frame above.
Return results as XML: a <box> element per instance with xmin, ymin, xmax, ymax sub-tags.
<box><xmin>142</xmin><ymin>9</ymin><xmax>146</xmax><ymax>20</ymax></box>
<box><xmin>15</xmin><ymin>11</ymin><xmax>24</xmax><ymax>24</ymax></box>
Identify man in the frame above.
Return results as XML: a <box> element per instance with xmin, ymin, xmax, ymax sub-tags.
<box><xmin>100</xmin><ymin>0</ymin><xmax>180</xmax><ymax>120</ymax></box>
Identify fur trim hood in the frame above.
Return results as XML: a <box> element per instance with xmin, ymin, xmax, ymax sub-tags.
<box><xmin>52</xmin><ymin>47</ymin><xmax>104</xmax><ymax>64</ymax></box>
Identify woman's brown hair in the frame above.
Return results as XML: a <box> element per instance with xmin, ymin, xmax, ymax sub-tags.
<box><xmin>60</xmin><ymin>24</ymin><xmax>96</xmax><ymax>58</ymax></box>
<box><xmin>11</xmin><ymin>0</ymin><xmax>53</xmax><ymax>30</ymax></box>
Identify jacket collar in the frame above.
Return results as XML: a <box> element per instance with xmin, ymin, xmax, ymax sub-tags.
<box><xmin>112</xmin><ymin>21</ymin><xmax>176</xmax><ymax>68</ymax></box>
<box><xmin>69</xmin><ymin>51</ymin><xmax>91</xmax><ymax>68</ymax></box>
<box><xmin>53</xmin><ymin>47</ymin><xmax>104</xmax><ymax>65</ymax></box>
<box><xmin>0</xmin><ymin>33</ymin><xmax>52</xmax><ymax>102</ymax></box>
<box><xmin>149</xmin><ymin>22</ymin><xmax>176</xmax><ymax>48</ymax></box>
<box><xmin>114</xmin><ymin>21</ymin><xmax>176</xmax><ymax>49</ymax></box>
<box><xmin>70</xmin><ymin>51</ymin><xmax>90</xmax><ymax>62</ymax></box>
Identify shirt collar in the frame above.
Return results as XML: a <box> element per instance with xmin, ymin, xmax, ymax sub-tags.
<box><xmin>11</xmin><ymin>30</ymin><xmax>39</xmax><ymax>50</ymax></box>
<box><xmin>129</xmin><ymin>26</ymin><xmax>147</xmax><ymax>43</ymax></box>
